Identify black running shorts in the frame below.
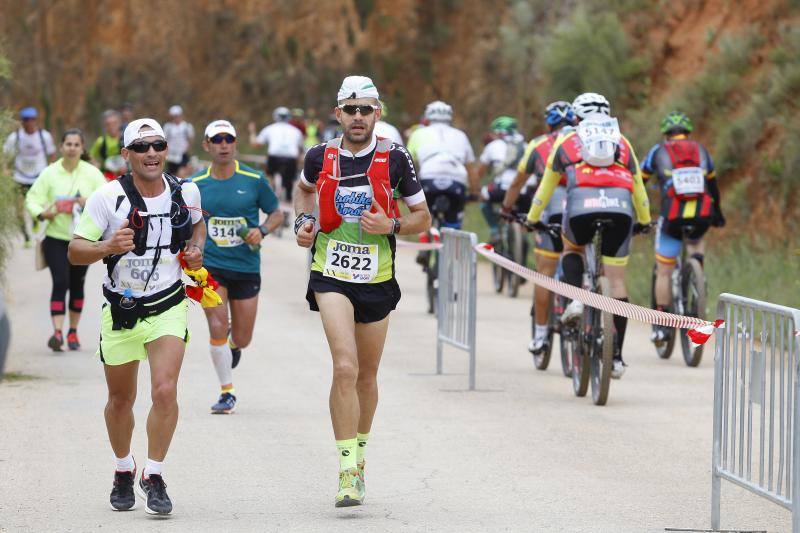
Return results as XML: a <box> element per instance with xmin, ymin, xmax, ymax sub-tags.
<box><xmin>207</xmin><ymin>266</ymin><xmax>261</xmax><ymax>300</ymax></box>
<box><xmin>306</xmin><ymin>271</ymin><xmax>401</xmax><ymax>323</ymax></box>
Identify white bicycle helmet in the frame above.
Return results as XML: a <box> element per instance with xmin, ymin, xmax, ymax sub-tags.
<box><xmin>424</xmin><ymin>100</ymin><xmax>453</xmax><ymax>122</ymax></box>
<box><xmin>572</xmin><ymin>93</ymin><xmax>611</xmax><ymax>120</ymax></box>
<box><xmin>273</xmin><ymin>106</ymin><xmax>291</xmax><ymax>122</ymax></box>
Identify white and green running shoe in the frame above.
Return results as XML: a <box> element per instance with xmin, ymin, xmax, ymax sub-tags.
<box><xmin>357</xmin><ymin>461</ymin><xmax>366</xmax><ymax>502</ymax></box>
<box><xmin>334</xmin><ymin>468</ymin><xmax>363</xmax><ymax>508</ymax></box>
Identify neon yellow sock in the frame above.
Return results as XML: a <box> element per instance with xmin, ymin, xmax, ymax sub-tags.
<box><xmin>357</xmin><ymin>432</ymin><xmax>369</xmax><ymax>464</ymax></box>
<box><xmin>221</xmin><ymin>385</ymin><xmax>235</xmax><ymax>394</ymax></box>
<box><xmin>336</xmin><ymin>438</ymin><xmax>358</xmax><ymax>471</ymax></box>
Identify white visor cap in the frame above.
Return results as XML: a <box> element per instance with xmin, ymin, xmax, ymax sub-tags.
<box><xmin>204</xmin><ymin>119</ymin><xmax>237</xmax><ymax>139</ymax></box>
<box><xmin>123</xmin><ymin>118</ymin><xmax>166</xmax><ymax>148</ymax></box>
<box><xmin>337</xmin><ymin>75</ymin><xmax>380</xmax><ymax>104</ymax></box>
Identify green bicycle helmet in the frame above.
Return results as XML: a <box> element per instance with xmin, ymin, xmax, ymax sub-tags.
<box><xmin>660</xmin><ymin>110</ymin><xmax>693</xmax><ymax>134</ymax></box>
<box><xmin>490</xmin><ymin>116</ymin><xmax>518</xmax><ymax>134</ymax></box>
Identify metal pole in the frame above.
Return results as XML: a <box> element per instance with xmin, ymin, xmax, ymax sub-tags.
<box><xmin>792</xmin><ymin>319</ymin><xmax>800</xmax><ymax>533</ymax></box>
<box><xmin>712</xmin><ymin>300</ymin><xmax>725</xmax><ymax>530</ymax></box>
<box><xmin>467</xmin><ymin>233</ymin><xmax>477</xmax><ymax>391</ymax></box>
<box><xmin>436</xmin><ymin>240</ymin><xmax>446</xmax><ymax>375</ymax></box>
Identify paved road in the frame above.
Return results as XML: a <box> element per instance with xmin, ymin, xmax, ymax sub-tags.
<box><xmin>0</xmin><ymin>234</ymin><xmax>790</xmax><ymax>532</ymax></box>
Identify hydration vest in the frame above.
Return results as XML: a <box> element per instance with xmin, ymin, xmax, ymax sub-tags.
<box><xmin>316</xmin><ymin>137</ymin><xmax>396</xmax><ymax>233</ymax></box>
<box><xmin>662</xmin><ymin>138</ymin><xmax>713</xmax><ymax>220</ymax></box>
<box><xmin>104</xmin><ymin>173</ymin><xmax>194</xmax><ymax>283</ymax></box>
<box><xmin>532</xmin><ymin>132</ymin><xmax>567</xmax><ymax>186</ymax></box>
<box><xmin>560</xmin><ymin>132</ymin><xmax>634</xmax><ymax>191</ymax></box>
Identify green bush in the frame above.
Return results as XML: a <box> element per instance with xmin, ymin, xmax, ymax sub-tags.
<box><xmin>0</xmin><ymin>51</ymin><xmax>15</xmax><ymax>280</ymax></box>
<box><xmin>539</xmin><ymin>4</ymin><xmax>648</xmax><ymax>108</ymax></box>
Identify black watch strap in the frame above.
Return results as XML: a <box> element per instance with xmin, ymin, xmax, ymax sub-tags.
<box><xmin>259</xmin><ymin>226</ymin><xmax>269</xmax><ymax>237</ymax></box>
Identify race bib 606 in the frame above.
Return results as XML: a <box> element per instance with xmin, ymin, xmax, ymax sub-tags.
<box><xmin>323</xmin><ymin>239</ymin><xmax>378</xmax><ymax>283</ymax></box>
<box><xmin>671</xmin><ymin>167</ymin><xmax>705</xmax><ymax>196</ymax></box>
<box><xmin>208</xmin><ymin>216</ymin><xmax>246</xmax><ymax>247</ymax></box>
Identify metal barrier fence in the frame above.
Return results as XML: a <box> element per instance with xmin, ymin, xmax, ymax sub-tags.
<box><xmin>436</xmin><ymin>229</ymin><xmax>478</xmax><ymax>390</ymax></box>
<box><xmin>712</xmin><ymin>293</ymin><xmax>800</xmax><ymax>531</ymax></box>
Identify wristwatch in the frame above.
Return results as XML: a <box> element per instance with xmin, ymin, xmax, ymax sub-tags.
<box><xmin>258</xmin><ymin>226</ymin><xmax>269</xmax><ymax>237</ymax></box>
<box><xmin>390</xmin><ymin>218</ymin><xmax>401</xmax><ymax>235</ymax></box>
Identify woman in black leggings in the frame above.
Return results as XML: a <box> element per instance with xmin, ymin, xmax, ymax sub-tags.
<box><xmin>25</xmin><ymin>129</ymin><xmax>106</xmax><ymax>351</ymax></box>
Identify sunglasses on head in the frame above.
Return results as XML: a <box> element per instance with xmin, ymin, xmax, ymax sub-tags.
<box><xmin>209</xmin><ymin>134</ymin><xmax>236</xmax><ymax>144</ymax></box>
<box><xmin>339</xmin><ymin>104</ymin><xmax>377</xmax><ymax>116</ymax></box>
<box><xmin>127</xmin><ymin>140</ymin><xmax>168</xmax><ymax>153</ymax></box>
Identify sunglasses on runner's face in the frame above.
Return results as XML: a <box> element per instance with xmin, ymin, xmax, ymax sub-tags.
<box><xmin>210</xmin><ymin>134</ymin><xmax>236</xmax><ymax>144</ymax></box>
<box><xmin>127</xmin><ymin>140</ymin><xmax>168</xmax><ymax>153</ymax></box>
<box><xmin>339</xmin><ymin>105</ymin><xmax>377</xmax><ymax>116</ymax></box>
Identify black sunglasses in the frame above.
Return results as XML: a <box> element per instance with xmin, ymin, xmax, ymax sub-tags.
<box><xmin>210</xmin><ymin>134</ymin><xmax>236</xmax><ymax>144</ymax></box>
<box><xmin>127</xmin><ymin>140</ymin><xmax>168</xmax><ymax>153</ymax></box>
<box><xmin>339</xmin><ymin>105</ymin><xmax>377</xmax><ymax>116</ymax></box>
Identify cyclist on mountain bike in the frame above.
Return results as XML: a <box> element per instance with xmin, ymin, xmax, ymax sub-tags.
<box><xmin>479</xmin><ymin>116</ymin><xmax>526</xmax><ymax>240</ymax></box>
<box><xmin>527</xmin><ymin>93</ymin><xmax>651</xmax><ymax>378</ymax></box>
<box><xmin>642</xmin><ymin>111</ymin><xmax>724</xmax><ymax>345</ymax></box>
<box><xmin>409</xmin><ymin>101</ymin><xmax>478</xmax><ymax>230</ymax></box>
<box><xmin>502</xmin><ymin>101</ymin><xmax>576</xmax><ymax>355</ymax></box>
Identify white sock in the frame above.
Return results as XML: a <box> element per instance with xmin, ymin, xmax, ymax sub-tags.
<box><xmin>115</xmin><ymin>453</ymin><xmax>135</xmax><ymax>472</ymax></box>
<box><xmin>534</xmin><ymin>324</ymin><xmax>549</xmax><ymax>340</ymax></box>
<box><xmin>210</xmin><ymin>342</ymin><xmax>233</xmax><ymax>388</ymax></box>
<box><xmin>143</xmin><ymin>458</ymin><xmax>163</xmax><ymax>479</ymax></box>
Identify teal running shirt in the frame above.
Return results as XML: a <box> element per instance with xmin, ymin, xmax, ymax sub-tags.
<box><xmin>192</xmin><ymin>161</ymin><xmax>279</xmax><ymax>273</ymax></box>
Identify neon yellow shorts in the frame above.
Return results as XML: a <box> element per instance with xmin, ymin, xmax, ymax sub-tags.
<box><xmin>98</xmin><ymin>300</ymin><xmax>189</xmax><ymax>366</ymax></box>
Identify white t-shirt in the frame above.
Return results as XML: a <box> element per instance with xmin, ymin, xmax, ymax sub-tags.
<box><xmin>256</xmin><ymin>122</ymin><xmax>304</xmax><ymax>158</ymax></box>
<box><xmin>163</xmin><ymin>121</ymin><xmax>195</xmax><ymax>163</ymax></box>
<box><xmin>3</xmin><ymin>129</ymin><xmax>57</xmax><ymax>185</ymax></box>
<box><xmin>74</xmin><ymin>175</ymin><xmax>202</xmax><ymax>297</ymax></box>
<box><xmin>374</xmin><ymin>121</ymin><xmax>404</xmax><ymax>146</ymax></box>
<box><xmin>412</xmin><ymin>123</ymin><xmax>475</xmax><ymax>184</ymax></box>
<box><xmin>480</xmin><ymin>135</ymin><xmax>525</xmax><ymax>189</ymax></box>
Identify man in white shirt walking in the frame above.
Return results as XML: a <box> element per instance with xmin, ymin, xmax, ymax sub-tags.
<box><xmin>248</xmin><ymin>106</ymin><xmax>304</xmax><ymax>202</ymax></box>
<box><xmin>163</xmin><ymin>105</ymin><xmax>195</xmax><ymax>178</ymax></box>
<box><xmin>3</xmin><ymin>106</ymin><xmax>57</xmax><ymax>245</ymax></box>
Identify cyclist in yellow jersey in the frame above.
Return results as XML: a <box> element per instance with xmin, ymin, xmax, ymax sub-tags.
<box><xmin>502</xmin><ymin>101</ymin><xmax>576</xmax><ymax>356</ymax></box>
<box><xmin>528</xmin><ymin>93</ymin><xmax>651</xmax><ymax>378</ymax></box>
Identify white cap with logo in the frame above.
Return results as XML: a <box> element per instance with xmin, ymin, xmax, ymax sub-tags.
<box><xmin>204</xmin><ymin>119</ymin><xmax>237</xmax><ymax>139</ymax></box>
<box><xmin>123</xmin><ymin>118</ymin><xmax>166</xmax><ymax>148</ymax></box>
<box><xmin>169</xmin><ymin>105</ymin><xmax>183</xmax><ymax>116</ymax></box>
<box><xmin>337</xmin><ymin>75</ymin><xmax>380</xmax><ymax>104</ymax></box>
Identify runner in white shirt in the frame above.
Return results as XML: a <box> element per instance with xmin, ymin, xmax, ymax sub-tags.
<box><xmin>69</xmin><ymin>118</ymin><xmax>206</xmax><ymax>516</ymax></box>
<box><xmin>248</xmin><ymin>106</ymin><xmax>304</xmax><ymax>201</ymax></box>
<box><xmin>3</xmin><ymin>106</ymin><xmax>57</xmax><ymax>245</ymax></box>
<box><xmin>407</xmin><ymin>100</ymin><xmax>477</xmax><ymax>230</ymax></box>
<box><xmin>163</xmin><ymin>105</ymin><xmax>195</xmax><ymax>178</ymax></box>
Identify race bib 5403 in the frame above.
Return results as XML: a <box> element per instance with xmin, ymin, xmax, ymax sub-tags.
<box><xmin>671</xmin><ymin>167</ymin><xmax>705</xmax><ymax>196</ymax></box>
<box><xmin>323</xmin><ymin>239</ymin><xmax>378</xmax><ymax>283</ymax></box>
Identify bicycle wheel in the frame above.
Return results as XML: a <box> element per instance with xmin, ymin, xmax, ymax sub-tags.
<box><xmin>507</xmin><ymin>223</ymin><xmax>524</xmax><ymax>298</ymax></box>
<box><xmin>650</xmin><ymin>266</ymin><xmax>676</xmax><ymax>359</ymax></box>
<box><xmin>570</xmin><ymin>321</ymin><xmax>589</xmax><ymax>397</ymax></box>
<box><xmin>590</xmin><ymin>277</ymin><xmax>614</xmax><ymax>406</ymax></box>
<box><xmin>426</xmin><ymin>250</ymin><xmax>438</xmax><ymax>315</ymax></box>
<box><xmin>492</xmin><ymin>239</ymin><xmax>505</xmax><ymax>293</ymax></box>
<box><xmin>679</xmin><ymin>258</ymin><xmax>706</xmax><ymax>367</ymax></box>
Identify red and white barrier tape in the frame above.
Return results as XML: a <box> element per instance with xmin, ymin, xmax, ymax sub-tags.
<box><xmin>396</xmin><ymin>239</ymin><xmax>444</xmax><ymax>251</ymax></box>
<box><xmin>473</xmin><ymin>243</ymin><xmax>723</xmax><ymax>345</ymax></box>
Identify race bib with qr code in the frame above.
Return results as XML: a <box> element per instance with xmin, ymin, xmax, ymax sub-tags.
<box><xmin>671</xmin><ymin>167</ymin><xmax>705</xmax><ymax>196</ymax></box>
<box><xmin>323</xmin><ymin>239</ymin><xmax>378</xmax><ymax>283</ymax></box>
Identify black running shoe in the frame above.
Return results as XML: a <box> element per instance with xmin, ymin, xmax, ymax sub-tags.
<box><xmin>136</xmin><ymin>474</ymin><xmax>172</xmax><ymax>515</ymax></box>
<box><xmin>109</xmin><ymin>469</ymin><xmax>136</xmax><ymax>511</ymax></box>
<box><xmin>47</xmin><ymin>331</ymin><xmax>63</xmax><ymax>352</ymax></box>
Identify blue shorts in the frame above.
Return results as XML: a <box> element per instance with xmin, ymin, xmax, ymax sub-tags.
<box><xmin>655</xmin><ymin>217</ymin><xmax>709</xmax><ymax>263</ymax></box>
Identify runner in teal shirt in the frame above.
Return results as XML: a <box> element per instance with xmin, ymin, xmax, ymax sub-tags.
<box><xmin>193</xmin><ymin>159</ymin><xmax>279</xmax><ymax>273</ymax></box>
<box><xmin>192</xmin><ymin>120</ymin><xmax>284</xmax><ymax>414</ymax></box>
